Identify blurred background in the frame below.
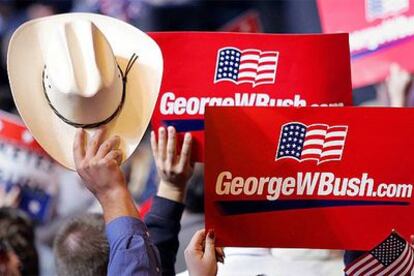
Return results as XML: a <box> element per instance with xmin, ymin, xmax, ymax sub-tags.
<box><xmin>0</xmin><ymin>1</ymin><xmax>412</xmax><ymax>275</ymax></box>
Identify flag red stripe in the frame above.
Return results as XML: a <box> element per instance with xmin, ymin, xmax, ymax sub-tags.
<box><xmin>241</xmin><ymin>50</ymin><xmax>260</xmax><ymax>55</ymax></box>
<box><xmin>304</xmin><ymin>134</ymin><xmax>325</xmax><ymax>140</ymax></box>
<box><xmin>328</xmin><ymin>126</ymin><xmax>347</xmax><ymax>132</ymax></box>
<box><xmin>302</xmin><ymin>144</ymin><xmax>323</xmax><ymax>151</ymax></box>
<box><xmin>240</xmin><ymin>59</ymin><xmax>259</xmax><ymax>64</ymax></box>
<box><xmin>260</xmin><ymin>52</ymin><xmax>278</xmax><ymax>58</ymax></box>
<box><xmin>254</xmin><ymin>78</ymin><xmax>275</xmax><ymax>83</ymax></box>
<box><xmin>258</xmin><ymin>61</ymin><xmax>277</xmax><ymax>66</ymax></box>
<box><xmin>319</xmin><ymin>154</ymin><xmax>341</xmax><ymax>161</ymax></box>
<box><xmin>322</xmin><ymin>145</ymin><xmax>345</xmax><ymax>152</ymax></box>
<box><xmin>324</xmin><ymin>136</ymin><xmax>346</xmax><ymax>142</ymax></box>
<box><xmin>306</xmin><ymin>124</ymin><xmax>328</xmax><ymax>131</ymax></box>
<box><xmin>257</xmin><ymin>69</ymin><xmax>276</xmax><ymax>74</ymax></box>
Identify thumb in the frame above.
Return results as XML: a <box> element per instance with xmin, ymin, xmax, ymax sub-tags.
<box><xmin>204</xmin><ymin>229</ymin><xmax>217</xmax><ymax>259</ymax></box>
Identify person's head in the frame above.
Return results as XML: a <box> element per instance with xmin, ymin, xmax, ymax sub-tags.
<box><xmin>0</xmin><ymin>207</ymin><xmax>38</xmax><ymax>275</ymax></box>
<box><xmin>53</xmin><ymin>213</ymin><xmax>109</xmax><ymax>276</ymax></box>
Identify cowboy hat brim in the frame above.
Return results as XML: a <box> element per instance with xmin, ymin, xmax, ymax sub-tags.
<box><xmin>7</xmin><ymin>13</ymin><xmax>163</xmax><ymax>170</ymax></box>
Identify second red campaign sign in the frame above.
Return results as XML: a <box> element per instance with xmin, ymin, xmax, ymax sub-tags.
<box><xmin>149</xmin><ymin>32</ymin><xmax>353</xmax><ymax>161</ymax></box>
<box><xmin>318</xmin><ymin>0</ymin><xmax>414</xmax><ymax>87</ymax></box>
<box><xmin>205</xmin><ymin>107</ymin><xmax>414</xmax><ymax>250</ymax></box>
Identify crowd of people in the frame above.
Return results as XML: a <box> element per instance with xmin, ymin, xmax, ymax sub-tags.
<box><xmin>0</xmin><ymin>125</ymin><xmax>223</xmax><ymax>276</ymax></box>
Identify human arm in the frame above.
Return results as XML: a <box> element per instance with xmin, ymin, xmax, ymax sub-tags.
<box><xmin>73</xmin><ymin>128</ymin><xmax>161</xmax><ymax>275</ymax></box>
<box><xmin>386</xmin><ymin>64</ymin><xmax>412</xmax><ymax>107</ymax></box>
<box><xmin>144</xmin><ymin>126</ymin><xmax>193</xmax><ymax>276</ymax></box>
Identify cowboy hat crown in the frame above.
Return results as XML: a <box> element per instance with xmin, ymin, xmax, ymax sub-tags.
<box><xmin>42</xmin><ymin>20</ymin><xmax>123</xmax><ymax>126</ymax></box>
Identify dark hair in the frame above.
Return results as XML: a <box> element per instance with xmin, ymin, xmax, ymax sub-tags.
<box><xmin>53</xmin><ymin>213</ymin><xmax>109</xmax><ymax>276</ymax></box>
<box><xmin>0</xmin><ymin>207</ymin><xmax>38</xmax><ymax>275</ymax></box>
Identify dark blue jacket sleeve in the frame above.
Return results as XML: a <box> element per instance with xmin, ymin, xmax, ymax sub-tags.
<box><xmin>144</xmin><ymin>196</ymin><xmax>185</xmax><ymax>276</ymax></box>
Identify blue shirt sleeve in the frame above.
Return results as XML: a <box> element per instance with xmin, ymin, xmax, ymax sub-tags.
<box><xmin>106</xmin><ymin>216</ymin><xmax>162</xmax><ymax>276</ymax></box>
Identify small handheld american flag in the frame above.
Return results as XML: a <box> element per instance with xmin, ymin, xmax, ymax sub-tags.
<box><xmin>275</xmin><ymin>122</ymin><xmax>348</xmax><ymax>164</ymax></box>
<box><xmin>214</xmin><ymin>47</ymin><xmax>279</xmax><ymax>87</ymax></box>
<box><xmin>345</xmin><ymin>231</ymin><xmax>414</xmax><ymax>275</ymax></box>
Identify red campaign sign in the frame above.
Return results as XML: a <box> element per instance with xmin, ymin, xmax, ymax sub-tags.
<box><xmin>205</xmin><ymin>107</ymin><xmax>414</xmax><ymax>250</ymax></box>
<box><xmin>0</xmin><ymin>111</ymin><xmax>59</xmax><ymax>223</ymax></box>
<box><xmin>317</xmin><ymin>0</ymin><xmax>414</xmax><ymax>88</ymax></box>
<box><xmin>220</xmin><ymin>10</ymin><xmax>263</xmax><ymax>33</ymax></box>
<box><xmin>149</xmin><ymin>32</ymin><xmax>353</xmax><ymax>161</ymax></box>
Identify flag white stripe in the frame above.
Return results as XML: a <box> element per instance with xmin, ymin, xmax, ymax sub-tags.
<box><xmin>321</xmin><ymin>150</ymin><xmax>343</xmax><ymax>157</ymax></box>
<box><xmin>259</xmin><ymin>56</ymin><xmax>278</xmax><ymax>63</ymax></box>
<box><xmin>306</xmin><ymin>130</ymin><xmax>327</xmax><ymax>136</ymax></box>
<box><xmin>324</xmin><ymin>140</ymin><xmax>346</xmax><ymax>147</ymax></box>
<box><xmin>301</xmin><ymin>149</ymin><xmax>322</xmax><ymax>155</ymax></box>
<box><xmin>255</xmin><ymin>73</ymin><xmax>275</xmax><ymax>80</ymax></box>
<box><xmin>346</xmin><ymin>255</ymin><xmax>375</xmax><ymax>274</ymax></box>
<box><xmin>240</xmin><ymin>54</ymin><xmax>260</xmax><ymax>61</ymax></box>
<box><xmin>389</xmin><ymin>245</ymin><xmax>412</xmax><ymax>276</ymax></box>
<box><xmin>377</xmin><ymin>245</ymin><xmax>409</xmax><ymax>276</ymax></box>
<box><xmin>239</xmin><ymin>63</ymin><xmax>258</xmax><ymax>70</ymax></box>
<box><xmin>354</xmin><ymin>259</ymin><xmax>381</xmax><ymax>276</ymax></box>
<box><xmin>326</xmin><ymin>131</ymin><xmax>347</xmax><ymax>138</ymax></box>
<box><xmin>238</xmin><ymin>72</ymin><xmax>257</xmax><ymax>78</ymax></box>
<box><xmin>303</xmin><ymin>139</ymin><xmax>324</xmax><ymax>146</ymax></box>
<box><xmin>257</xmin><ymin>65</ymin><xmax>277</xmax><ymax>71</ymax></box>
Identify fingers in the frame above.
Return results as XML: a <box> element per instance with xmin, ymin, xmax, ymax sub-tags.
<box><xmin>204</xmin><ymin>229</ymin><xmax>217</xmax><ymax>259</ymax></box>
<box><xmin>150</xmin><ymin>131</ymin><xmax>158</xmax><ymax>160</ymax></box>
<box><xmin>215</xmin><ymin>247</ymin><xmax>225</xmax><ymax>264</ymax></box>
<box><xmin>0</xmin><ymin>186</ymin><xmax>20</xmax><ymax>208</ymax></box>
<box><xmin>166</xmin><ymin>127</ymin><xmax>176</xmax><ymax>166</ymax></box>
<box><xmin>6</xmin><ymin>186</ymin><xmax>20</xmax><ymax>208</ymax></box>
<box><xmin>178</xmin><ymin>132</ymin><xmax>192</xmax><ymax>169</ymax></box>
<box><xmin>104</xmin><ymin>150</ymin><xmax>123</xmax><ymax>165</ymax></box>
<box><xmin>187</xmin><ymin>229</ymin><xmax>206</xmax><ymax>252</ymax></box>
<box><xmin>158</xmin><ymin>127</ymin><xmax>167</xmax><ymax>161</ymax></box>
<box><xmin>85</xmin><ymin>128</ymin><xmax>106</xmax><ymax>159</ymax></box>
<box><xmin>96</xmin><ymin>136</ymin><xmax>120</xmax><ymax>159</ymax></box>
<box><xmin>73</xmin><ymin>129</ymin><xmax>86</xmax><ymax>165</ymax></box>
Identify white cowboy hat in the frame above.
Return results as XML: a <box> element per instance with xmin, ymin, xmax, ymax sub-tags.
<box><xmin>7</xmin><ymin>13</ymin><xmax>163</xmax><ymax>170</ymax></box>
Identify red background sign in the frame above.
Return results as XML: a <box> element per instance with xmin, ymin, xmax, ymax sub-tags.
<box><xmin>205</xmin><ymin>107</ymin><xmax>414</xmax><ymax>250</ymax></box>
<box><xmin>318</xmin><ymin>0</ymin><xmax>414</xmax><ymax>88</ymax></box>
<box><xmin>150</xmin><ymin>32</ymin><xmax>353</xmax><ymax>161</ymax></box>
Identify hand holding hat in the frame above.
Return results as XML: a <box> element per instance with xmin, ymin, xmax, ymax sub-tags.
<box><xmin>73</xmin><ymin>127</ymin><xmax>139</xmax><ymax>222</ymax></box>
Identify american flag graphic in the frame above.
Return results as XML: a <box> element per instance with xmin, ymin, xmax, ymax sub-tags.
<box><xmin>275</xmin><ymin>122</ymin><xmax>348</xmax><ymax>164</ymax></box>
<box><xmin>214</xmin><ymin>47</ymin><xmax>279</xmax><ymax>87</ymax></box>
<box><xmin>366</xmin><ymin>0</ymin><xmax>409</xmax><ymax>21</ymax></box>
<box><xmin>345</xmin><ymin>232</ymin><xmax>414</xmax><ymax>275</ymax></box>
